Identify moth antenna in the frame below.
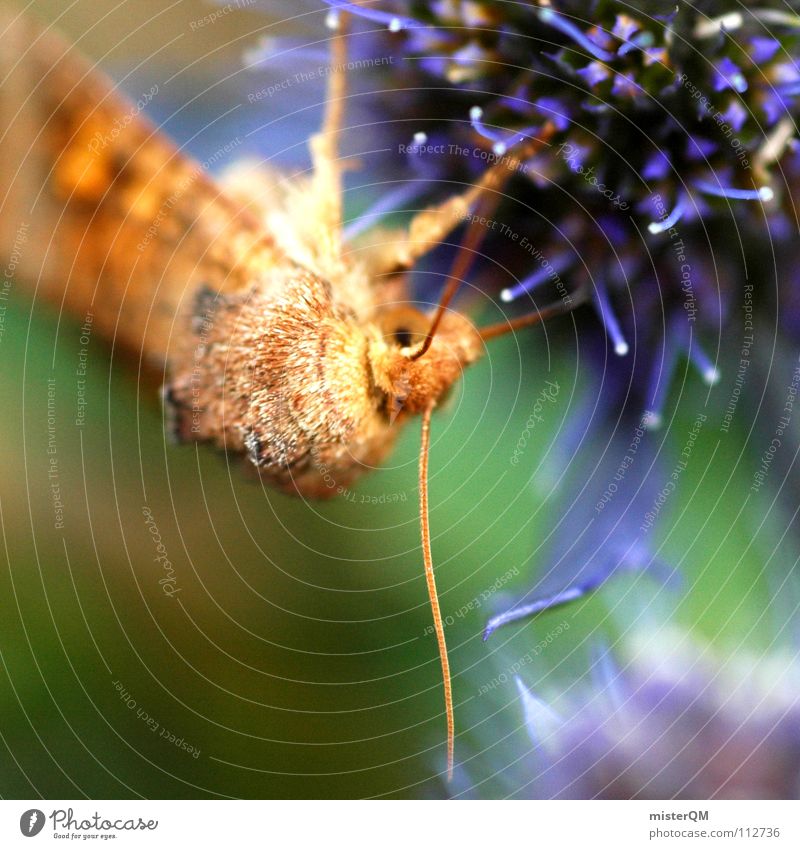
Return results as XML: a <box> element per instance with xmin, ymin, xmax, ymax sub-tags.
<box><xmin>411</xmin><ymin>191</ymin><xmax>502</xmax><ymax>360</ymax></box>
<box><xmin>479</xmin><ymin>287</ymin><xmax>589</xmax><ymax>342</ymax></box>
<box><xmin>369</xmin><ymin>125</ymin><xmax>555</xmax><ymax>279</ymax></box>
<box><xmin>308</xmin><ymin>9</ymin><xmax>350</xmax><ymax>253</ymax></box>
<box><xmin>419</xmin><ymin>401</ymin><xmax>454</xmax><ymax>781</ymax></box>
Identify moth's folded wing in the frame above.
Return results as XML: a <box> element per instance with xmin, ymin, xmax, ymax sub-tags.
<box><xmin>0</xmin><ymin>9</ymin><xmax>283</xmax><ymax>366</ymax></box>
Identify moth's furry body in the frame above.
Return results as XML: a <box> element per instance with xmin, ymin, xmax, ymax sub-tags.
<box><xmin>167</xmin><ymin>264</ymin><xmax>482</xmax><ymax>496</ymax></box>
<box><xmin>0</xmin><ymin>11</ymin><xmax>486</xmax><ymax>497</ymax></box>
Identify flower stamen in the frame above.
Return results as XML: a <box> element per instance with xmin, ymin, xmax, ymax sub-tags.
<box><xmin>536</xmin><ymin>7</ymin><xmax>615</xmax><ymax>62</ymax></box>
<box><xmin>592</xmin><ymin>280</ymin><xmax>629</xmax><ymax>356</ymax></box>
<box><xmin>469</xmin><ymin>106</ymin><xmax>536</xmax><ymax>156</ymax></box>
<box><xmin>500</xmin><ymin>253</ymin><xmax>573</xmax><ymax>303</ymax></box>
<box><xmin>693</xmin><ymin>178</ymin><xmax>774</xmax><ymax>202</ymax></box>
<box><xmin>688</xmin><ymin>339</ymin><xmax>721</xmax><ymax>386</ymax></box>
<box><xmin>750</xmin><ymin>9</ymin><xmax>800</xmax><ymax>29</ymax></box>
<box><xmin>321</xmin><ymin>0</ymin><xmax>419</xmax><ymax>32</ymax></box>
<box><xmin>648</xmin><ymin>195</ymin><xmax>687</xmax><ymax>234</ymax></box>
<box><xmin>693</xmin><ymin>13</ymin><xmax>744</xmax><ymax>38</ymax></box>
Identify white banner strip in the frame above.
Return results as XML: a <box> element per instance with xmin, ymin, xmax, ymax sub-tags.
<box><xmin>1</xmin><ymin>800</ymin><xmax>798</xmax><ymax>847</ymax></box>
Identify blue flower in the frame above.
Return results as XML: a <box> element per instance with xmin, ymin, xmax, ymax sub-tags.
<box><xmin>306</xmin><ymin>0</ymin><xmax>800</xmax><ymax>432</ymax></box>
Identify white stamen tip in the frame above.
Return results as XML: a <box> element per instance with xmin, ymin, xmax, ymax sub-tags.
<box><xmin>694</xmin><ymin>12</ymin><xmax>743</xmax><ymax>37</ymax></box>
<box><xmin>758</xmin><ymin>186</ymin><xmax>774</xmax><ymax>201</ymax></box>
<box><xmin>643</xmin><ymin>411</ymin><xmax>663</xmax><ymax>430</ymax></box>
<box><xmin>470</xmin><ymin>106</ymin><xmax>483</xmax><ymax>121</ymax></box>
<box><xmin>388</xmin><ymin>16</ymin><xmax>403</xmax><ymax>32</ymax></box>
<box><xmin>325</xmin><ymin>9</ymin><xmax>340</xmax><ymax>30</ymax></box>
<box><xmin>500</xmin><ymin>288</ymin><xmax>514</xmax><ymax>303</ymax></box>
<box><xmin>493</xmin><ymin>142</ymin><xmax>507</xmax><ymax>156</ymax></box>
<box><xmin>413</xmin><ymin>131</ymin><xmax>428</xmax><ymax>144</ymax></box>
<box><xmin>614</xmin><ymin>341</ymin><xmax>630</xmax><ymax>356</ymax></box>
<box><xmin>704</xmin><ymin>367</ymin><xmax>721</xmax><ymax>386</ymax></box>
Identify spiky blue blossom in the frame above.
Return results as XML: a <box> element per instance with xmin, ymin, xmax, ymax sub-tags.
<box><xmin>306</xmin><ymin>0</ymin><xmax>800</xmax><ymax>428</ymax></box>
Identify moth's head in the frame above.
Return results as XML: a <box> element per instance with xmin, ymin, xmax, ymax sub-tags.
<box><xmin>370</xmin><ymin>305</ymin><xmax>484</xmax><ymax>416</ymax></box>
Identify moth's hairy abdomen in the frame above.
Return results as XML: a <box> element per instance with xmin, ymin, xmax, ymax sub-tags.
<box><xmin>167</xmin><ymin>268</ymin><xmax>399</xmax><ymax>496</ymax></box>
<box><xmin>0</xmin><ymin>9</ymin><xmax>282</xmax><ymax>366</ymax></box>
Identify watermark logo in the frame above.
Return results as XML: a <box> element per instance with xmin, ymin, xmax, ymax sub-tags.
<box><xmin>19</xmin><ymin>809</ymin><xmax>45</xmax><ymax>837</ymax></box>
<box><xmin>17</xmin><ymin>808</ymin><xmax>159</xmax><ymax>836</ymax></box>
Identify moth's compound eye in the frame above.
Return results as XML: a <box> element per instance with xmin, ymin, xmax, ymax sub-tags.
<box><xmin>392</xmin><ymin>327</ymin><xmax>414</xmax><ymax>348</ymax></box>
<box><xmin>377</xmin><ymin>306</ymin><xmax>429</xmax><ymax>351</ymax></box>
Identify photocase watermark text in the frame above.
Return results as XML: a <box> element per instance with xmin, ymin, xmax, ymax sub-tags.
<box><xmin>141</xmin><ymin>506</ymin><xmax>181</xmax><ymax>596</ymax></box>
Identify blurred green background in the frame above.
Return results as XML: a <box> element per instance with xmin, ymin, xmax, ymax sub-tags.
<box><xmin>1</xmin><ymin>0</ymin><xmax>797</xmax><ymax>799</ymax></box>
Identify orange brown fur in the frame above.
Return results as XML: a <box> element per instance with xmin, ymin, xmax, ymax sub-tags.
<box><xmin>0</xmin><ymin>10</ymin><xmax>281</xmax><ymax>367</ymax></box>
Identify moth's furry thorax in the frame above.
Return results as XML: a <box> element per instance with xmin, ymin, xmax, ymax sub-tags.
<box><xmin>165</xmin><ymin>272</ymin><xmax>483</xmax><ymax>497</ymax></box>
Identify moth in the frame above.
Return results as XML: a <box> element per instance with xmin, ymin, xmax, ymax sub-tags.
<box><xmin>0</xmin><ymin>8</ymin><xmax>581</xmax><ymax>779</ymax></box>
